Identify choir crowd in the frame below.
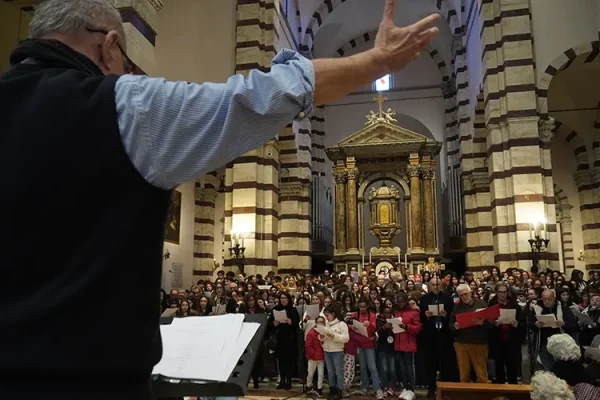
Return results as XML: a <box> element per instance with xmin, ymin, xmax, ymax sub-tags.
<box><xmin>162</xmin><ymin>267</ymin><xmax>600</xmax><ymax>400</ymax></box>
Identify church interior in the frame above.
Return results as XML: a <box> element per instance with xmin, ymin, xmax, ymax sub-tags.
<box><xmin>2</xmin><ymin>0</ymin><xmax>598</xmax><ymax>285</ymax></box>
<box><xmin>2</xmin><ymin>0</ymin><xmax>600</xmax><ymax>398</ymax></box>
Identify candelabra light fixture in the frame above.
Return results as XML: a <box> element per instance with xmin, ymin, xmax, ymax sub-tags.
<box><xmin>528</xmin><ymin>219</ymin><xmax>549</xmax><ymax>273</ymax></box>
<box><xmin>229</xmin><ymin>232</ymin><xmax>246</xmax><ymax>275</ymax></box>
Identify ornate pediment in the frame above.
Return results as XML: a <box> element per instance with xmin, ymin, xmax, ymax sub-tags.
<box><xmin>338</xmin><ymin>122</ymin><xmax>429</xmax><ymax>147</ymax></box>
<box><xmin>326</xmin><ymin>94</ymin><xmax>441</xmax><ymax>162</ymax></box>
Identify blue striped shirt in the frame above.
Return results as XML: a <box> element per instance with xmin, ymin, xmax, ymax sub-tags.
<box><xmin>115</xmin><ymin>49</ymin><xmax>315</xmax><ymax>190</ymax></box>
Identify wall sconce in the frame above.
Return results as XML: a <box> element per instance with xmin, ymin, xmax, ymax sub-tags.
<box><xmin>578</xmin><ymin>249</ymin><xmax>586</xmax><ymax>262</ymax></box>
<box><xmin>163</xmin><ymin>249</ymin><xmax>170</xmax><ymax>260</ymax></box>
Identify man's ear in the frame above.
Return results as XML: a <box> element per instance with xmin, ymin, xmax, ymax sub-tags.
<box><xmin>100</xmin><ymin>30</ymin><xmax>121</xmax><ymax>71</ymax></box>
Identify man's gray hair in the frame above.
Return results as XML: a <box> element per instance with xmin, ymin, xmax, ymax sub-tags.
<box><xmin>530</xmin><ymin>371</ymin><xmax>574</xmax><ymax>400</ymax></box>
<box><xmin>31</xmin><ymin>0</ymin><xmax>126</xmax><ymax>50</ymax></box>
<box><xmin>456</xmin><ymin>283</ymin><xmax>471</xmax><ymax>295</ymax></box>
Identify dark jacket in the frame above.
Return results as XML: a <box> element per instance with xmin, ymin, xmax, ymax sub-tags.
<box><xmin>487</xmin><ymin>296</ymin><xmax>525</xmax><ymax>358</ymax></box>
<box><xmin>419</xmin><ymin>290</ymin><xmax>455</xmax><ymax>340</ymax></box>
<box><xmin>532</xmin><ymin>300</ymin><xmax>578</xmax><ymax>346</ymax></box>
<box><xmin>269</xmin><ymin>305</ymin><xmax>301</xmax><ymax>355</ymax></box>
<box><xmin>552</xmin><ymin>359</ymin><xmax>586</xmax><ymax>386</ymax></box>
<box><xmin>0</xmin><ymin>39</ymin><xmax>170</xmax><ymax>399</ymax></box>
<box><xmin>450</xmin><ymin>298</ymin><xmax>493</xmax><ymax>344</ymax></box>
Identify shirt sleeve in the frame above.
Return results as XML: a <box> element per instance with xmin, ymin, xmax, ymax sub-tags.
<box><xmin>115</xmin><ymin>49</ymin><xmax>315</xmax><ymax>190</ymax></box>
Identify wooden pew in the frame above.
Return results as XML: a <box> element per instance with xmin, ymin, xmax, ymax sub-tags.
<box><xmin>436</xmin><ymin>382</ymin><xmax>532</xmax><ymax>400</ymax></box>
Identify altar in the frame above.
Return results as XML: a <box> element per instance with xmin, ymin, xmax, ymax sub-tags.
<box><xmin>325</xmin><ymin>95</ymin><xmax>442</xmax><ymax>274</ymax></box>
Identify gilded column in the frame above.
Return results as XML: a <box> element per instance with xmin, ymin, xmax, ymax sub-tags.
<box><xmin>408</xmin><ymin>154</ymin><xmax>423</xmax><ymax>252</ymax></box>
<box><xmin>422</xmin><ymin>155</ymin><xmax>435</xmax><ymax>252</ymax></box>
<box><xmin>346</xmin><ymin>157</ymin><xmax>359</xmax><ymax>253</ymax></box>
<box><xmin>334</xmin><ymin>161</ymin><xmax>347</xmax><ymax>253</ymax></box>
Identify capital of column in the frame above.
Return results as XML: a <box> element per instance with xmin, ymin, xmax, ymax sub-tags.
<box><xmin>539</xmin><ymin>117</ymin><xmax>556</xmax><ymax>143</ymax></box>
<box><xmin>147</xmin><ymin>0</ymin><xmax>165</xmax><ymax>10</ymax></box>
<box><xmin>346</xmin><ymin>168</ymin><xmax>359</xmax><ymax>181</ymax></box>
<box><xmin>407</xmin><ymin>165</ymin><xmax>421</xmax><ymax>178</ymax></box>
<box><xmin>195</xmin><ymin>187</ymin><xmax>218</xmax><ymax>204</ymax></box>
<box><xmin>421</xmin><ymin>166</ymin><xmax>435</xmax><ymax>180</ymax></box>
<box><xmin>560</xmin><ymin>217</ymin><xmax>573</xmax><ymax>228</ymax></box>
<box><xmin>334</xmin><ymin>171</ymin><xmax>348</xmax><ymax>184</ymax></box>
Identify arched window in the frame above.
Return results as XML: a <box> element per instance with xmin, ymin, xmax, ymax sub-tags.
<box><xmin>374</xmin><ymin>74</ymin><xmax>392</xmax><ymax>91</ymax></box>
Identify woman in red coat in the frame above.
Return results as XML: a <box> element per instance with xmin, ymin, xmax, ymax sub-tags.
<box><xmin>349</xmin><ymin>299</ymin><xmax>383</xmax><ymax>399</ymax></box>
<box><xmin>394</xmin><ymin>292</ymin><xmax>422</xmax><ymax>400</ymax></box>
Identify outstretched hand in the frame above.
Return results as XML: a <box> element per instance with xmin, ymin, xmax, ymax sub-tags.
<box><xmin>373</xmin><ymin>0</ymin><xmax>441</xmax><ymax>74</ymax></box>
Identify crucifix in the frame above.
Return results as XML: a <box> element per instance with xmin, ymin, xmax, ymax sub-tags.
<box><xmin>374</xmin><ymin>93</ymin><xmax>387</xmax><ymax>117</ymax></box>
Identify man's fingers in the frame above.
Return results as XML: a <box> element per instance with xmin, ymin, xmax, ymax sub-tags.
<box><xmin>416</xmin><ymin>28</ymin><xmax>439</xmax><ymax>47</ymax></box>
<box><xmin>411</xmin><ymin>13</ymin><xmax>441</xmax><ymax>34</ymax></box>
<box><xmin>382</xmin><ymin>0</ymin><xmax>396</xmax><ymax>24</ymax></box>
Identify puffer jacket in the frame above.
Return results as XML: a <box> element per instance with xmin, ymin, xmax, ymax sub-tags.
<box><xmin>348</xmin><ymin>311</ymin><xmax>377</xmax><ymax>349</ymax></box>
<box><xmin>322</xmin><ymin>318</ymin><xmax>349</xmax><ymax>353</ymax></box>
<box><xmin>393</xmin><ymin>308</ymin><xmax>422</xmax><ymax>353</ymax></box>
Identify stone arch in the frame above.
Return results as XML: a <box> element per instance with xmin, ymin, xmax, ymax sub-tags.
<box><xmin>554</xmin><ymin>183</ymin><xmax>573</xmax><ymax>220</ymax></box>
<box><xmin>358</xmin><ymin>172</ymin><xmax>410</xmax><ymax>200</ymax></box>
<box><xmin>537</xmin><ymin>40</ymin><xmax>600</xmax><ymax>118</ymax></box>
<box><xmin>300</xmin><ymin>0</ymin><xmax>460</xmax><ymax>52</ymax></box>
<box><xmin>554</xmin><ymin>120</ymin><xmax>591</xmax><ymax>172</ymax></box>
<box><xmin>333</xmin><ymin>30</ymin><xmax>451</xmax><ymax>83</ymax></box>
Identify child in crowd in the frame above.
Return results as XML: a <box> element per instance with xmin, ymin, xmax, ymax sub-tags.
<box><xmin>321</xmin><ymin>305</ymin><xmax>349</xmax><ymax>400</ymax></box>
<box><xmin>305</xmin><ymin>316</ymin><xmax>326</xmax><ymax>397</ymax></box>
<box><xmin>376</xmin><ymin>307</ymin><xmax>397</xmax><ymax>397</ymax></box>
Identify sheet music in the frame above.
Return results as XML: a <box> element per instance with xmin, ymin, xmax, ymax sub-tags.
<box><xmin>315</xmin><ymin>324</ymin><xmax>328</xmax><ymax>335</ymax></box>
<box><xmin>428</xmin><ymin>304</ymin><xmax>444</xmax><ymax>316</ymax></box>
<box><xmin>273</xmin><ymin>310</ymin><xmax>288</xmax><ymax>322</ymax></box>
<box><xmin>536</xmin><ymin>314</ymin><xmax>559</xmax><ymax>328</ymax></box>
<box><xmin>498</xmin><ymin>309</ymin><xmax>516</xmax><ymax>324</ymax></box>
<box><xmin>352</xmin><ymin>319</ymin><xmax>369</xmax><ymax>337</ymax></box>
<box><xmin>152</xmin><ymin>314</ymin><xmax>256</xmax><ymax>382</ymax></box>
<box><xmin>386</xmin><ymin>317</ymin><xmax>405</xmax><ymax>333</ymax></box>
<box><xmin>576</xmin><ymin>312</ymin><xmax>595</xmax><ymax>326</ymax></box>
<box><xmin>305</xmin><ymin>304</ymin><xmax>320</xmax><ymax>319</ymax></box>
<box><xmin>161</xmin><ymin>308</ymin><xmax>178</xmax><ymax>317</ymax></box>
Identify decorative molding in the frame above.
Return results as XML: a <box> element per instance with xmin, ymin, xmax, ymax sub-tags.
<box><xmin>147</xmin><ymin>0</ymin><xmax>164</xmax><ymax>11</ymax></box>
<box><xmin>470</xmin><ymin>171</ymin><xmax>489</xmax><ymax>190</ymax></box>
<box><xmin>195</xmin><ymin>187</ymin><xmax>218</xmax><ymax>203</ymax></box>
<box><xmin>407</xmin><ymin>165</ymin><xmax>421</xmax><ymax>178</ymax></box>
<box><xmin>539</xmin><ymin>117</ymin><xmax>555</xmax><ymax>143</ymax></box>
<box><xmin>279</xmin><ymin>182</ymin><xmax>303</xmax><ymax>197</ymax></box>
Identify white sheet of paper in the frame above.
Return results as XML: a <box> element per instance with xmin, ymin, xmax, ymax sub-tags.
<box><xmin>352</xmin><ymin>319</ymin><xmax>369</xmax><ymax>337</ymax></box>
<box><xmin>315</xmin><ymin>324</ymin><xmax>328</xmax><ymax>335</ymax></box>
<box><xmin>387</xmin><ymin>317</ymin><xmax>405</xmax><ymax>333</ymax></box>
<box><xmin>161</xmin><ymin>308</ymin><xmax>178</xmax><ymax>317</ymax></box>
<box><xmin>577</xmin><ymin>312</ymin><xmax>595</xmax><ymax>326</ymax></box>
<box><xmin>152</xmin><ymin>314</ymin><xmax>250</xmax><ymax>382</ymax></box>
<box><xmin>585</xmin><ymin>346</ymin><xmax>600</xmax><ymax>362</ymax></box>
<box><xmin>273</xmin><ymin>310</ymin><xmax>288</xmax><ymax>323</ymax></box>
<box><xmin>428</xmin><ymin>304</ymin><xmax>444</xmax><ymax>316</ymax></box>
<box><xmin>305</xmin><ymin>304</ymin><xmax>320</xmax><ymax>319</ymax></box>
<box><xmin>536</xmin><ymin>314</ymin><xmax>558</xmax><ymax>328</ymax></box>
<box><xmin>498</xmin><ymin>309</ymin><xmax>516</xmax><ymax>324</ymax></box>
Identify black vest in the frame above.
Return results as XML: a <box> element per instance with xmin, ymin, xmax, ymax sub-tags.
<box><xmin>0</xmin><ymin>40</ymin><xmax>170</xmax><ymax>399</ymax></box>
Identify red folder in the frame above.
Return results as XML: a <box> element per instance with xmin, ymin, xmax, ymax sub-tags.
<box><xmin>455</xmin><ymin>304</ymin><xmax>500</xmax><ymax>329</ymax></box>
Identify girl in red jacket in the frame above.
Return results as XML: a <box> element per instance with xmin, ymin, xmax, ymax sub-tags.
<box><xmin>394</xmin><ymin>292</ymin><xmax>422</xmax><ymax>400</ymax></box>
<box><xmin>305</xmin><ymin>316</ymin><xmax>325</xmax><ymax>397</ymax></box>
<box><xmin>349</xmin><ymin>299</ymin><xmax>383</xmax><ymax>400</ymax></box>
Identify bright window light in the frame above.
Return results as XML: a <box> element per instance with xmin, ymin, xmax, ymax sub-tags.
<box><xmin>375</xmin><ymin>74</ymin><xmax>391</xmax><ymax>91</ymax></box>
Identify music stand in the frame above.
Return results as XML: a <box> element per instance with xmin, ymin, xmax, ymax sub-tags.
<box><xmin>152</xmin><ymin>313</ymin><xmax>268</xmax><ymax>398</ymax></box>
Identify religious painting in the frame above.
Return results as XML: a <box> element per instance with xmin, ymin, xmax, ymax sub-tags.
<box><xmin>164</xmin><ymin>190</ymin><xmax>182</xmax><ymax>244</ymax></box>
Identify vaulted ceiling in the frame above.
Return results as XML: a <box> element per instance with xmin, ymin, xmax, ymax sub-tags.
<box><xmin>296</xmin><ymin>0</ymin><xmax>458</xmax><ymax>91</ymax></box>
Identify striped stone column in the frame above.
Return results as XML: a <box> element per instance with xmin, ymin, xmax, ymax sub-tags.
<box><xmin>560</xmin><ymin>217</ymin><xmax>575</xmax><ymax>271</ymax></box>
<box><xmin>278</xmin><ymin>120</ymin><xmax>312</xmax><ymax>274</ymax></box>
<box><xmin>463</xmin><ymin>94</ymin><xmax>494</xmax><ymax>271</ymax></box>
<box><xmin>480</xmin><ymin>0</ymin><xmax>558</xmax><ymax>270</ymax></box>
<box><xmin>223</xmin><ymin>0</ymin><xmax>279</xmax><ymax>275</ymax></box>
<box><xmin>193</xmin><ymin>183</ymin><xmax>217</xmax><ymax>277</ymax></box>
<box><xmin>578</xmin><ymin>170</ymin><xmax>600</xmax><ymax>270</ymax></box>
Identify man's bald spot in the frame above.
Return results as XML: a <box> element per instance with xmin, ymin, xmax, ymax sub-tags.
<box><xmin>542</xmin><ymin>289</ymin><xmax>555</xmax><ymax>299</ymax></box>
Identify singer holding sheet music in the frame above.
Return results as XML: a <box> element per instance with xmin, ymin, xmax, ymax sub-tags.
<box><xmin>0</xmin><ymin>0</ymin><xmax>440</xmax><ymax>397</ymax></box>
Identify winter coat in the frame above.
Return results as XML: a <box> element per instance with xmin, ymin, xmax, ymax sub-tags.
<box><xmin>305</xmin><ymin>327</ymin><xmax>324</xmax><ymax>361</ymax></box>
<box><xmin>348</xmin><ymin>311</ymin><xmax>377</xmax><ymax>349</ymax></box>
<box><xmin>322</xmin><ymin>318</ymin><xmax>349</xmax><ymax>353</ymax></box>
<box><xmin>393</xmin><ymin>308</ymin><xmax>422</xmax><ymax>353</ymax></box>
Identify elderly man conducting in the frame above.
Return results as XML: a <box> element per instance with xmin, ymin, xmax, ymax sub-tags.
<box><xmin>450</xmin><ymin>283</ymin><xmax>492</xmax><ymax>383</ymax></box>
<box><xmin>0</xmin><ymin>0</ymin><xmax>440</xmax><ymax>398</ymax></box>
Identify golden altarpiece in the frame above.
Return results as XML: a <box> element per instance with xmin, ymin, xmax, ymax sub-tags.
<box><xmin>326</xmin><ymin>95</ymin><xmax>442</xmax><ymax>275</ymax></box>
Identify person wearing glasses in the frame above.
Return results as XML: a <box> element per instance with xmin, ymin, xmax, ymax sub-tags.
<box><xmin>450</xmin><ymin>283</ymin><xmax>493</xmax><ymax>384</ymax></box>
<box><xmin>487</xmin><ymin>282</ymin><xmax>524</xmax><ymax>384</ymax></box>
<box><xmin>0</xmin><ymin>0</ymin><xmax>439</xmax><ymax>398</ymax></box>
